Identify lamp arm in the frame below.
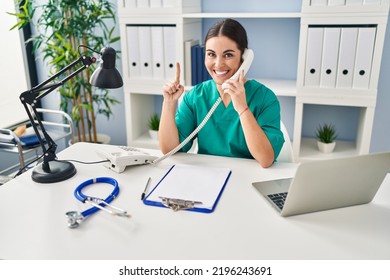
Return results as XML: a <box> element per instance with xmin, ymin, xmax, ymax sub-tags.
<box><xmin>20</xmin><ymin>55</ymin><xmax>96</xmax><ymax>105</ymax></box>
<box><xmin>18</xmin><ymin>55</ymin><xmax>97</xmax><ymax>173</ymax></box>
<box><xmin>22</xmin><ymin>102</ymin><xmax>56</xmax><ymax>166</ymax></box>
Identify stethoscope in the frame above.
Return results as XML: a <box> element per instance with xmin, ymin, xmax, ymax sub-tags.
<box><xmin>65</xmin><ymin>177</ymin><xmax>130</xmax><ymax>228</ymax></box>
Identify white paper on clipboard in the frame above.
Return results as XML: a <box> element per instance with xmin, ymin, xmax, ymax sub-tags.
<box><xmin>145</xmin><ymin>164</ymin><xmax>232</xmax><ymax>212</ymax></box>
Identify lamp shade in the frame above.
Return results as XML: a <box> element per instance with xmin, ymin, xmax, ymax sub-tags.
<box><xmin>90</xmin><ymin>47</ymin><xmax>123</xmax><ymax>88</ymax></box>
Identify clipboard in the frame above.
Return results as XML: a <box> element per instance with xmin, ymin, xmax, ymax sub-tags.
<box><xmin>143</xmin><ymin>164</ymin><xmax>232</xmax><ymax>213</ymax></box>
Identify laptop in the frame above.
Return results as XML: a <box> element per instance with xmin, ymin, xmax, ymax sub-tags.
<box><xmin>252</xmin><ymin>152</ymin><xmax>390</xmax><ymax>217</ymax></box>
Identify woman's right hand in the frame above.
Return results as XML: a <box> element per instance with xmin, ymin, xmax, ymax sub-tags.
<box><xmin>159</xmin><ymin>63</ymin><xmax>183</xmax><ymax>153</ymax></box>
<box><xmin>162</xmin><ymin>62</ymin><xmax>184</xmax><ymax>102</ymax></box>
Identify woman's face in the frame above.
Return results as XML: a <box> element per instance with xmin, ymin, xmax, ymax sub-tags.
<box><xmin>205</xmin><ymin>35</ymin><xmax>242</xmax><ymax>85</ymax></box>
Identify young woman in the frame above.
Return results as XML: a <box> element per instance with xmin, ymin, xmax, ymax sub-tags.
<box><xmin>159</xmin><ymin>19</ymin><xmax>284</xmax><ymax>168</ymax></box>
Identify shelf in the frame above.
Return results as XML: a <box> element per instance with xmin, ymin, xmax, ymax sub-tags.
<box><xmin>256</xmin><ymin>79</ymin><xmax>296</xmax><ymax>97</ymax></box>
<box><xmin>124</xmin><ymin>80</ymin><xmax>165</xmax><ymax>95</ymax></box>
<box><xmin>298</xmin><ymin>138</ymin><xmax>358</xmax><ymax>162</ymax></box>
<box><xmin>183</xmin><ymin>12</ymin><xmax>301</xmax><ymax>19</ymax></box>
<box><xmin>296</xmin><ymin>93</ymin><xmax>377</xmax><ymax>107</ymax></box>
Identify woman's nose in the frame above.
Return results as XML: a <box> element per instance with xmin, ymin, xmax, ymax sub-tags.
<box><xmin>214</xmin><ymin>56</ymin><xmax>225</xmax><ymax>67</ymax></box>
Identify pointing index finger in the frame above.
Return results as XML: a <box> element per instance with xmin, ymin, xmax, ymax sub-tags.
<box><xmin>175</xmin><ymin>62</ymin><xmax>181</xmax><ymax>84</ymax></box>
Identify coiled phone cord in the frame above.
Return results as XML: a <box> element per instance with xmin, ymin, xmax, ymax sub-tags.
<box><xmin>152</xmin><ymin>96</ymin><xmax>222</xmax><ymax>164</ymax></box>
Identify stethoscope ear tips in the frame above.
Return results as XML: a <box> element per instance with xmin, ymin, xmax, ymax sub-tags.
<box><xmin>65</xmin><ymin>211</ymin><xmax>84</xmax><ymax>228</ymax></box>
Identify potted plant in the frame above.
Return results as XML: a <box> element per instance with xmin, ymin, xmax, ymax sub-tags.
<box><xmin>316</xmin><ymin>123</ymin><xmax>337</xmax><ymax>153</ymax></box>
<box><xmin>148</xmin><ymin>113</ymin><xmax>160</xmax><ymax>140</ymax></box>
<box><xmin>9</xmin><ymin>0</ymin><xmax>120</xmax><ymax>143</ymax></box>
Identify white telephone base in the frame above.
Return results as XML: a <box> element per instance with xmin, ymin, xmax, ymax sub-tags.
<box><xmin>96</xmin><ymin>146</ymin><xmax>158</xmax><ymax>173</ymax></box>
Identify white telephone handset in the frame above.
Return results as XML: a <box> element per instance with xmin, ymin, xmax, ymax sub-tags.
<box><xmin>153</xmin><ymin>49</ymin><xmax>254</xmax><ymax>164</ymax></box>
<box><xmin>228</xmin><ymin>48</ymin><xmax>254</xmax><ymax>81</ymax></box>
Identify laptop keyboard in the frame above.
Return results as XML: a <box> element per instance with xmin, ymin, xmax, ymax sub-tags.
<box><xmin>267</xmin><ymin>192</ymin><xmax>288</xmax><ymax>210</ymax></box>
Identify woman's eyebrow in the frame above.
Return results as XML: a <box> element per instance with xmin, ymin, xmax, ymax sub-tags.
<box><xmin>205</xmin><ymin>49</ymin><xmax>236</xmax><ymax>53</ymax></box>
<box><xmin>223</xmin><ymin>49</ymin><xmax>235</xmax><ymax>54</ymax></box>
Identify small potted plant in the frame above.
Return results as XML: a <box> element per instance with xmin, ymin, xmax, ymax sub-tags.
<box><xmin>316</xmin><ymin>123</ymin><xmax>337</xmax><ymax>153</ymax></box>
<box><xmin>148</xmin><ymin>113</ymin><xmax>160</xmax><ymax>140</ymax></box>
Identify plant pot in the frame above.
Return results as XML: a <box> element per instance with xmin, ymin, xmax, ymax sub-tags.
<box><xmin>317</xmin><ymin>141</ymin><xmax>336</xmax><ymax>153</ymax></box>
<box><xmin>148</xmin><ymin>130</ymin><xmax>158</xmax><ymax>140</ymax></box>
<box><xmin>69</xmin><ymin>133</ymin><xmax>111</xmax><ymax>145</ymax></box>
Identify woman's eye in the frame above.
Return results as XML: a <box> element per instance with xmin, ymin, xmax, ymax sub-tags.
<box><xmin>207</xmin><ymin>52</ymin><xmax>215</xmax><ymax>58</ymax></box>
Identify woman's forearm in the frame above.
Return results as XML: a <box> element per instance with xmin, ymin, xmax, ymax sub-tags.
<box><xmin>159</xmin><ymin>101</ymin><xmax>180</xmax><ymax>154</ymax></box>
<box><xmin>239</xmin><ymin>109</ymin><xmax>275</xmax><ymax>168</ymax></box>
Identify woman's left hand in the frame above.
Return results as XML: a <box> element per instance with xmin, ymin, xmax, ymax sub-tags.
<box><xmin>221</xmin><ymin>70</ymin><xmax>247</xmax><ymax>114</ymax></box>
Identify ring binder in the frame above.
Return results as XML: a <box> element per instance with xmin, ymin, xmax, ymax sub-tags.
<box><xmin>159</xmin><ymin>196</ymin><xmax>202</xmax><ymax>211</ymax></box>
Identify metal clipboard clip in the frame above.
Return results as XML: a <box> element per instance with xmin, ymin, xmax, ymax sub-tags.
<box><xmin>159</xmin><ymin>196</ymin><xmax>202</xmax><ymax>212</ymax></box>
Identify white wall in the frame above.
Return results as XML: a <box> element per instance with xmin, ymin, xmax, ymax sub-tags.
<box><xmin>371</xmin><ymin>17</ymin><xmax>390</xmax><ymax>153</ymax></box>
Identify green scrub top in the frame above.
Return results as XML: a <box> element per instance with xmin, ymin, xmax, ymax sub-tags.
<box><xmin>175</xmin><ymin>79</ymin><xmax>284</xmax><ymax>160</ymax></box>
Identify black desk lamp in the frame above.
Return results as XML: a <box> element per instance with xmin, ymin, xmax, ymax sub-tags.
<box><xmin>19</xmin><ymin>46</ymin><xmax>123</xmax><ymax>183</ymax></box>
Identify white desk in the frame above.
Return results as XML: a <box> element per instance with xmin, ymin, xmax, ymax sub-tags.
<box><xmin>0</xmin><ymin>142</ymin><xmax>389</xmax><ymax>260</ymax></box>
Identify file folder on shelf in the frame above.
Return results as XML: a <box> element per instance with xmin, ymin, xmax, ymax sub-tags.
<box><xmin>352</xmin><ymin>27</ymin><xmax>376</xmax><ymax>89</ymax></box>
<box><xmin>328</xmin><ymin>0</ymin><xmax>346</xmax><ymax>5</ymax></box>
<box><xmin>201</xmin><ymin>46</ymin><xmax>212</xmax><ymax>82</ymax></box>
<box><xmin>320</xmin><ymin>27</ymin><xmax>341</xmax><ymax>88</ymax></box>
<box><xmin>184</xmin><ymin>39</ymin><xmax>199</xmax><ymax>86</ymax></box>
<box><xmin>310</xmin><ymin>0</ymin><xmax>328</xmax><ymax>6</ymax></box>
<box><xmin>304</xmin><ymin>27</ymin><xmax>324</xmax><ymax>87</ymax></box>
<box><xmin>196</xmin><ymin>45</ymin><xmax>204</xmax><ymax>84</ymax></box>
<box><xmin>162</xmin><ymin>0</ymin><xmax>175</xmax><ymax>8</ymax></box>
<box><xmin>189</xmin><ymin>44</ymin><xmax>212</xmax><ymax>85</ymax></box>
<box><xmin>336</xmin><ymin>27</ymin><xmax>358</xmax><ymax>88</ymax></box>
<box><xmin>345</xmin><ymin>0</ymin><xmax>363</xmax><ymax>5</ymax></box>
<box><xmin>137</xmin><ymin>0</ymin><xmax>150</xmax><ymax>8</ymax></box>
<box><xmin>144</xmin><ymin>164</ymin><xmax>232</xmax><ymax>213</ymax></box>
<box><xmin>151</xmin><ymin>26</ymin><xmax>165</xmax><ymax>80</ymax></box>
<box><xmin>127</xmin><ymin>26</ymin><xmax>141</xmax><ymax>78</ymax></box>
<box><xmin>150</xmin><ymin>0</ymin><xmax>162</xmax><ymax>8</ymax></box>
<box><xmin>124</xmin><ymin>0</ymin><xmax>137</xmax><ymax>8</ymax></box>
<box><xmin>191</xmin><ymin>43</ymin><xmax>199</xmax><ymax>85</ymax></box>
<box><xmin>163</xmin><ymin>26</ymin><xmax>177</xmax><ymax>80</ymax></box>
<box><xmin>138</xmin><ymin>26</ymin><xmax>153</xmax><ymax>78</ymax></box>
<box><xmin>363</xmin><ymin>0</ymin><xmax>381</xmax><ymax>5</ymax></box>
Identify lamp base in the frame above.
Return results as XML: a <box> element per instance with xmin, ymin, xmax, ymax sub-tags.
<box><xmin>32</xmin><ymin>160</ymin><xmax>76</xmax><ymax>183</ymax></box>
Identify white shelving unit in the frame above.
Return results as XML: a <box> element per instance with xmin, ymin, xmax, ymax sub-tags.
<box><xmin>118</xmin><ymin>0</ymin><xmax>389</xmax><ymax>160</ymax></box>
<box><xmin>118</xmin><ymin>0</ymin><xmax>202</xmax><ymax>149</ymax></box>
<box><xmin>294</xmin><ymin>0</ymin><xmax>389</xmax><ymax>161</ymax></box>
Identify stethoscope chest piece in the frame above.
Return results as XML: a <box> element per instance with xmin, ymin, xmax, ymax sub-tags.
<box><xmin>65</xmin><ymin>211</ymin><xmax>84</xmax><ymax>228</ymax></box>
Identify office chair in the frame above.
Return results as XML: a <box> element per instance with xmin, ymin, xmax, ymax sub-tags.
<box><xmin>277</xmin><ymin>120</ymin><xmax>294</xmax><ymax>163</ymax></box>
